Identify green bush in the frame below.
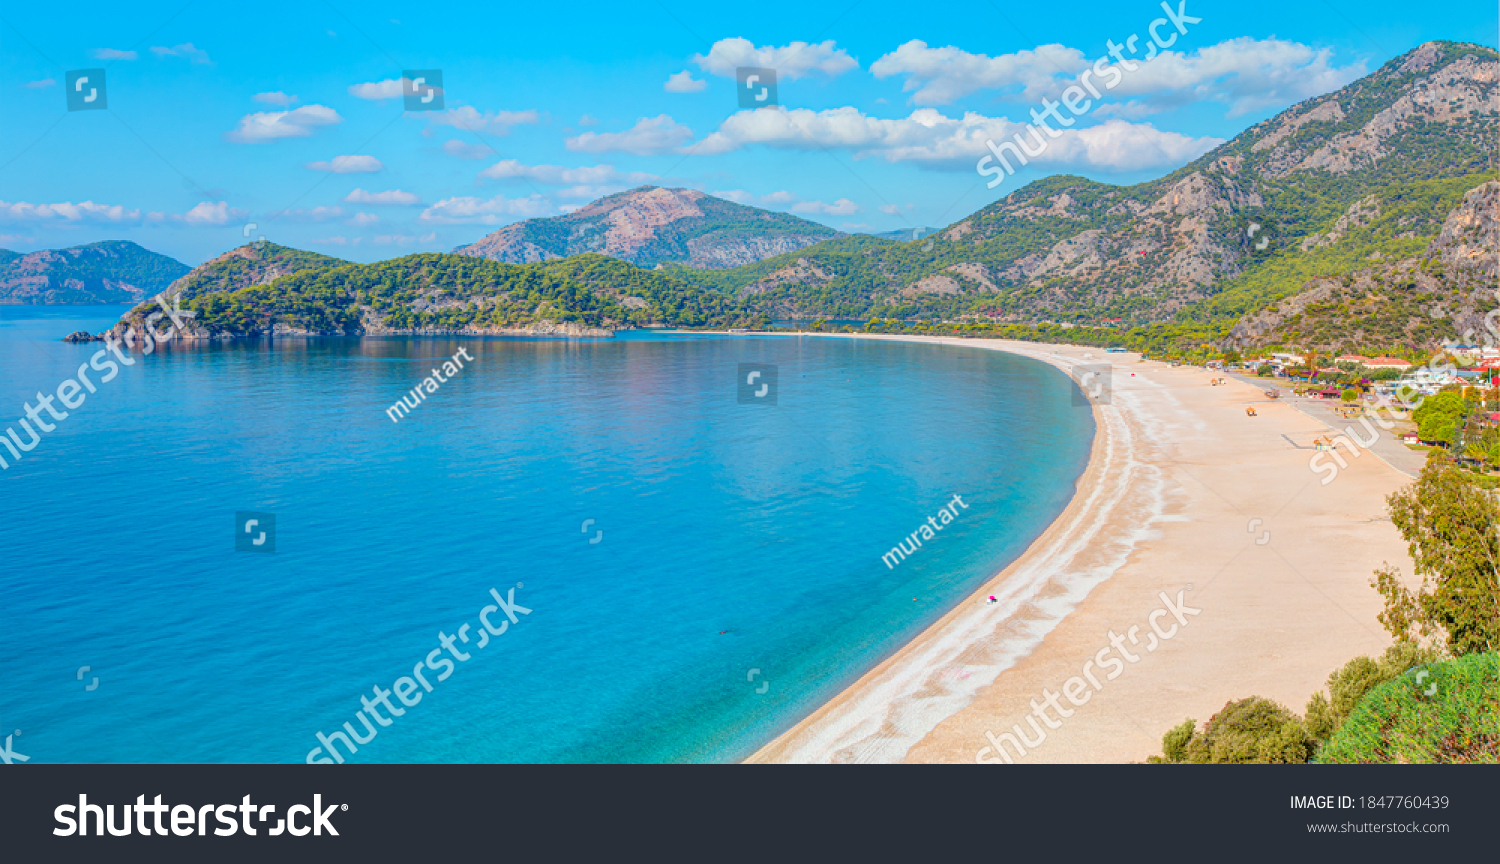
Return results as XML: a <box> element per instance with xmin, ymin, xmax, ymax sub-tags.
<box><xmin>1305</xmin><ymin>644</ymin><xmax>1437</xmax><ymax>746</ymax></box>
<box><xmin>1153</xmin><ymin>697</ymin><xmax>1313</xmax><ymax>764</ymax></box>
<box><xmin>1315</xmin><ymin>653</ymin><xmax>1499</xmax><ymax>763</ymax></box>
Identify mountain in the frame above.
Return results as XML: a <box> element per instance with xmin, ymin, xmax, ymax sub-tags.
<box><xmin>102</xmin><ymin>249</ymin><xmax>752</xmax><ymax>340</ymax></box>
<box><xmin>1224</xmin><ymin>178</ymin><xmax>1498</xmax><ymax>353</ymax></box>
<box><xmin>454</xmin><ymin>186</ymin><xmax>839</xmax><ymax>269</ymax></box>
<box><xmin>0</xmin><ymin>240</ymin><xmax>189</xmax><ymax>304</ymax></box>
<box><xmin>667</xmin><ymin>41</ymin><xmax>1497</xmax><ymax>330</ymax></box>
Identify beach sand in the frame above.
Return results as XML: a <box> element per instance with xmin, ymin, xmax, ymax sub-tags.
<box><xmin>747</xmin><ymin>336</ymin><xmax>1416</xmax><ymax>764</ymax></box>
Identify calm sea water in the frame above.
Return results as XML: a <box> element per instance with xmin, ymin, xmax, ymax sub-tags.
<box><xmin>0</xmin><ymin>306</ymin><xmax>1092</xmax><ymax>763</ymax></box>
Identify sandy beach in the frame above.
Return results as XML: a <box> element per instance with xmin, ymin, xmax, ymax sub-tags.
<box><xmin>748</xmin><ymin>336</ymin><xmax>1416</xmax><ymax>764</ymax></box>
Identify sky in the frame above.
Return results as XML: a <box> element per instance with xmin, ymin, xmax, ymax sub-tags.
<box><xmin>0</xmin><ymin>0</ymin><xmax>1495</xmax><ymax>265</ymax></box>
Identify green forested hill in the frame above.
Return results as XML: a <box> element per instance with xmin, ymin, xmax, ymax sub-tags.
<box><xmin>117</xmin><ymin>250</ymin><xmax>752</xmax><ymax>336</ymax></box>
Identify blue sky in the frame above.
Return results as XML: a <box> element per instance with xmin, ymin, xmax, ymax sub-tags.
<box><xmin>1</xmin><ymin>0</ymin><xmax>1495</xmax><ymax>265</ymax></box>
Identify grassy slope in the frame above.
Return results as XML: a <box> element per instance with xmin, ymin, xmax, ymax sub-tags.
<box><xmin>1315</xmin><ymin>652</ymin><xmax>1499</xmax><ymax>764</ymax></box>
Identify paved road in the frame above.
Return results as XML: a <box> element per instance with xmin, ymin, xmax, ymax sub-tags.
<box><xmin>1225</xmin><ymin>372</ymin><xmax>1426</xmax><ymax>478</ymax></box>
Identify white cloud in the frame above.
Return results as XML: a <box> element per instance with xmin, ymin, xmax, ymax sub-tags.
<box><xmin>479</xmin><ymin>160</ymin><xmax>656</xmax><ymax>187</ymax></box>
<box><xmin>760</xmin><ymin>190</ymin><xmax>796</xmax><ymax>205</ymax></box>
<box><xmin>878</xmin><ymin>204</ymin><xmax>901</xmax><ymax>215</ymax></box>
<box><xmin>0</xmin><ymin>199</ymin><xmax>141</xmax><ymax>223</ymax></box>
<box><xmin>425</xmin><ymin>107</ymin><xmax>541</xmax><ymax>135</ymax></box>
<box><xmin>418</xmin><ymin>194</ymin><xmax>553</xmax><ymax>225</ymax></box>
<box><xmin>151</xmin><ymin>43</ymin><xmax>212</xmax><ymax>64</ymax></box>
<box><xmin>181</xmin><ymin>201</ymin><xmax>236</xmax><ymax>225</ymax></box>
<box><xmin>312</xmin><ymin>236</ymin><xmax>352</xmax><ymax>245</ymax></box>
<box><xmin>692</xmin><ymin>38</ymin><xmax>858</xmax><ymax>80</ymax></box>
<box><xmin>443</xmin><ymin>140</ymin><xmax>493</xmax><ymax>159</ymax></box>
<box><xmin>226</xmin><ymin>104</ymin><xmax>342</xmax><ymax>142</ymax></box>
<box><xmin>578</xmin><ymin>114</ymin><xmax>599</xmax><ymax>126</ymax></box>
<box><xmin>305</xmin><ymin>154</ymin><xmax>384</xmax><ymax>173</ymax></box>
<box><xmin>345</xmin><ymin>188</ymin><xmax>421</xmax><ymax>206</ymax></box>
<box><xmin>566</xmin><ymin>115</ymin><xmax>694</xmax><ymax>155</ymax></box>
<box><xmin>1103</xmin><ymin>37</ymin><xmax>1368</xmax><ymax>116</ymax></box>
<box><xmin>24</xmin><ymin>79</ymin><xmax>55</xmax><ymax>89</ymax></box>
<box><xmin>791</xmin><ymin>198</ymin><xmax>859</xmax><ymax>216</ymax></box>
<box><xmin>142</xmin><ymin>202</ymin><xmax>249</xmax><ymax>225</ymax></box>
<box><xmin>92</xmin><ymin>48</ymin><xmax>137</xmax><ymax>61</ymax></box>
<box><xmin>347</xmin><ymin>212</ymin><xmax>380</xmax><ymax>226</ymax></box>
<box><xmin>664</xmin><ymin>70</ymin><xmax>707</xmax><ymax>93</ymax></box>
<box><xmin>349</xmin><ymin>79</ymin><xmax>404</xmax><ymax>100</ymax></box>
<box><xmin>712</xmin><ymin>189</ymin><xmax>752</xmax><ymax>204</ymax></box>
<box><xmin>253</xmin><ymin>91</ymin><xmax>298</xmax><ymax>105</ymax></box>
<box><xmin>870</xmin><ymin>37</ymin><xmax>1366</xmax><ymax>116</ymax></box>
<box><xmin>871</xmin><ymin>41</ymin><xmax>1086</xmax><ymax>106</ymax></box>
<box><xmin>692</xmin><ymin>106</ymin><xmax>1223</xmax><ymax>172</ymax></box>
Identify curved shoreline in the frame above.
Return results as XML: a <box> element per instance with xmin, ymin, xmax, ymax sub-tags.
<box><xmin>746</xmin><ymin>333</ymin><xmax>1411</xmax><ymax>764</ymax></box>
<box><xmin>746</xmin><ymin>335</ymin><xmax>1152</xmax><ymax>763</ymax></box>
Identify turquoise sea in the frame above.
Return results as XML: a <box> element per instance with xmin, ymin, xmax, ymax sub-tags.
<box><xmin>0</xmin><ymin>306</ymin><xmax>1092</xmax><ymax>763</ymax></box>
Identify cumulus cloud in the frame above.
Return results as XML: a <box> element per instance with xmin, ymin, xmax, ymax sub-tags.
<box><xmin>0</xmin><ymin>199</ymin><xmax>141</xmax><ymax>223</ymax></box>
<box><xmin>226</xmin><ymin>104</ymin><xmax>342</xmax><ymax>142</ymax></box>
<box><xmin>565</xmin><ymin>115</ymin><xmax>694</xmax><ymax>155</ymax></box>
<box><xmin>1103</xmin><ymin>37</ymin><xmax>1368</xmax><ymax>116</ymax></box>
<box><xmin>479</xmin><ymin>160</ymin><xmax>656</xmax><ymax>187</ymax></box>
<box><xmin>92</xmin><ymin>48</ymin><xmax>137</xmax><ymax>61</ymax></box>
<box><xmin>344</xmin><ymin>188</ymin><xmax>421</xmax><ymax>206</ymax></box>
<box><xmin>347</xmin><ymin>212</ymin><xmax>379</xmax><ymax>226</ymax></box>
<box><xmin>692</xmin><ymin>106</ymin><xmax>1222</xmax><ymax>171</ymax></box>
<box><xmin>418</xmin><ymin>194</ymin><xmax>553</xmax><ymax>225</ymax></box>
<box><xmin>664</xmin><ymin>70</ymin><xmax>707</xmax><ymax>93</ymax></box>
<box><xmin>791</xmin><ymin>198</ymin><xmax>859</xmax><ymax>216</ymax></box>
<box><xmin>253</xmin><ymin>91</ymin><xmax>298</xmax><ymax>105</ymax></box>
<box><xmin>578</xmin><ymin>114</ymin><xmax>599</xmax><ymax>126</ymax></box>
<box><xmin>0</xmin><ymin>199</ymin><xmax>239</xmax><ymax>229</ymax></box>
<box><xmin>871</xmin><ymin>42</ymin><xmax>1086</xmax><ymax>106</ymax></box>
<box><xmin>692</xmin><ymin>38</ymin><xmax>858</xmax><ymax>80</ymax></box>
<box><xmin>425</xmin><ymin>107</ymin><xmax>541</xmax><ymax>135</ymax></box>
<box><xmin>305</xmin><ymin>154</ymin><xmax>384</xmax><ymax>173</ymax></box>
<box><xmin>349</xmin><ymin>79</ymin><xmax>404</xmax><ymax>100</ymax></box>
<box><xmin>25</xmin><ymin>79</ymin><xmax>56</xmax><ymax>89</ymax></box>
<box><xmin>870</xmin><ymin>36</ymin><xmax>1365</xmax><ymax>115</ymax></box>
<box><xmin>179</xmin><ymin>201</ymin><xmax>237</xmax><ymax>225</ymax></box>
<box><xmin>151</xmin><ymin>43</ymin><xmax>212</xmax><ymax>64</ymax></box>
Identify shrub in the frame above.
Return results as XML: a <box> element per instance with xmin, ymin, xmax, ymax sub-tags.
<box><xmin>1153</xmin><ymin>697</ymin><xmax>1313</xmax><ymax>764</ymax></box>
<box><xmin>1315</xmin><ymin>653</ymin><xmax>1499</xmax><ymax>763</ymax></box>
<box><xmin>1305</xmin><ymin>644</ymin><xmax>1438</xmax><ymax>747</ymax></box>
